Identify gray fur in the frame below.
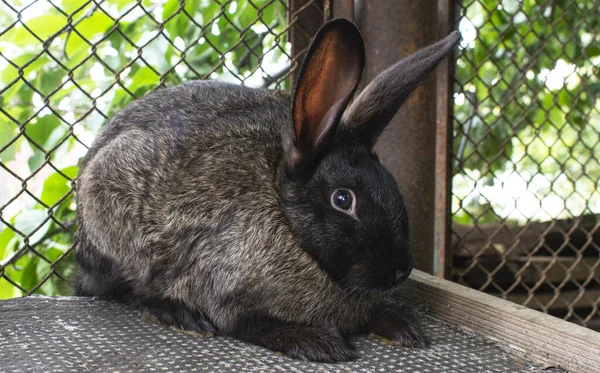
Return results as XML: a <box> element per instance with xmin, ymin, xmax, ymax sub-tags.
<box><xmin>76</xmin><ymin>19</ymin><xmax>459</xmax><ymax>362</ymax></box>
<box><xmin>77</xmin><ymin>81</ymin><xmax>377</xmax><ymax>328</ymax></box>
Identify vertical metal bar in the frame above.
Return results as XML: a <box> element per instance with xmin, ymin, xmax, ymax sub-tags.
<box><xmin>433</xmin><ymin>0</ymin><xmax>457</xmax><ymax>278</ymax></box>
<box><xmin>352</xmin><ymin>0</ymin><xmax>440</xmax><ymax>274</ymax></box>
<box><xmin>331</xmin><ymin>0</ymin><xmax>354</xmax><ymax>21</ymax></box>
<box><xmin>288</xmin><ymin>0</ymin><xmax>325</xmax><ymax>87</ymax></box>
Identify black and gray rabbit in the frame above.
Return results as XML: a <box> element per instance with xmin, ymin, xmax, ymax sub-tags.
<box><xmin>75</xmin><ymin>18</ymin><xmax>460</xmax><ymax>362</ymax></box>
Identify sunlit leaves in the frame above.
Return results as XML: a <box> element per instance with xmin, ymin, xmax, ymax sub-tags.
<box><xmin>454</xmin><ymin>0</ymin><xmax>600</xmax><ymax>224</ymax></box>
<box><xmin>40</xmin><ymin>166</ymin><xmax>78</xmax><ymax>207</ymax></box>
<box><xmin>65</xmin><ymin>12</ymin><xmax>114</xmax><ymax>57</ymax></box>
<box><xmin>0</xmin><ymin>0</ymin><xmax>289</xmax><ymax>298</ymax></box>
<box><xmin>3</xmin><ymin>15</ymin><xmax>67</xmax><ymax>46</ymax></box>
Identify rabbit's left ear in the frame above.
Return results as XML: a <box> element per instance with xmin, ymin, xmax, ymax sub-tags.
<box><xmin>287</xmin><ymin>18</ymin><xmax>365</xmax><ymax>171</ymax></box>
<box><xmin>338</xmin><ymin>31</ymin><xmax>461</xmax><ymax>148</ymax></box>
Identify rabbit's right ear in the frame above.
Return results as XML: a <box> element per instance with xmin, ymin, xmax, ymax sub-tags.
<box><xmin>286</xmin><ymin>18</ymin><xmax>365</xmax><ymax>171</ymax></box>
<box><xmin>338</xmin><ymin>31</ymin><xmax>461</xmax><ymax>148</ymax></box>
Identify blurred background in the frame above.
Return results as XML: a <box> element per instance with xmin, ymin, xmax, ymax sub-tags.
<box><xmin>0</xmin><ymin>0</ymin><xmax>598</xmax><ymax>330</ymax></box>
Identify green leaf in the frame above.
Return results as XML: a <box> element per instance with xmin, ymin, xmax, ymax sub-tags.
<box><xmin>15</xmin><ymin>87</ymin><xmax>35</xmax><ymax>114</ymax></box>
<box><xmin>0</xmin><ymin>80</ymin><xmax>25</xmax><ymax>108</ymax></box>
<box><xmin>44</xmin><ymin>247</ymin><xmax>66</xmax><ymax>262</ymax></box>
<box><xmin>549</xmin><ymin>107</ymin><xmax>564</xmax><ymax>127</ymax></box>
<box><xmin>28</xmin><ymin>151</ymin><xmax>46</xmax><ymax>172</ymax></box>
<box><xmin>20</xmin><ymin>255</ymin><xmax>39</xmax><ymax>293</ymax></box>
<box><xmin>163</xmin><ymin>0</ymin><xmax>183</xmax><ymax>21</ymax></box>
<box><xmin>13</xmin><ymin>209</ymin><xmax>51</xmax><ymax>244</ymax></box>
<box><xmin>65</xmin><ymin>12</ymin><xmax>114</xmax><ymax>57</ymax></box>
<box><xmin>585</xmin><ymin>45</ymin><xmax>600</xmax><ymax>58</ymax></box>
<box><xmin>164</xmin><ymin>4</ymin><xmax>190</xmax><ymax>41</ymax></box>
<box><xmin>128</xmin><ymin>66</ymin><xmax>160</xmax><ymax>94</ymax></box>
<box><xmin>0</xmin><ymin>227</ymin><xmax>19</xmax><ymax>262</ymax></box>
<box><xmin>60</xmin><ymin>0</ymin><xmax>91</xmax><ymax>14</ymax></box>
<box><xmin>237</xmin><ymin>1</ymin><xmax>258</xmax><ymax>27</ymax></box>
<box><xmin>0</xmin><ymin>278</ymin><xmax>21</xmax><ymax>299</ymax></box>
<box><xmin>25</xmin><ymin>115</ymin><xmax>62</xmax><ymax>149</ymax></box>
<box><xmin>1</xmin><ymin>53</ymin><xmax>50</xmax><ymax>86</ymax></box>
<box><xmin>40</xmin><ymin>166</ymin><xmax>79</xmax><ymax>207</ymax></box>
<box><xmin>557</xmin><ymin>90</ymin><xmax>573</xmax><ymax>108</ymax></box>
<box><xmin>0</xmin><ymin>123</ymin><xmax>21</xmax><ymax>162</ymax></box>
<box><xmin>473</xmin><ymin>43</ymin><xmax>488</xmax><ymax>66</ymax></box>
<box><xmin>4</xmin><ymin>15</ymin><xmax>67</xmax><ymax>46</ymax></box>
<box><xmin>36</xmin><ymin>69</ymin><xmax>67</xmax><ymax>96</ymax></box>
<box><xmin>64</xmin><ymin>47</ymin><xmax>91</xmax><ymax>70</ymax></box>
<box><xmin>540</xmin><ymin>91</ymin><xmax>554</xmax><ymax>110</ymax></box>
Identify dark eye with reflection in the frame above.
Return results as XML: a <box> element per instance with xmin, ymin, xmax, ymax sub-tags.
<box><xmin>331</xmin><ymin>189</ymin><xmax>356</xmax><ymax>214</ymax></box>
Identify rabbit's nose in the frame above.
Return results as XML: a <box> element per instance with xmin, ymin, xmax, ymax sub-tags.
<box><xmin>394</xmin><ymin>254</ymin><xmax>413</xmax><ymax>284</ymax></box>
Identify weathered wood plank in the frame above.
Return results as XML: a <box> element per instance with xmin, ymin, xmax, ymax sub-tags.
<box><xmin>452</xmin><ymin>215</ymin><xmax>600</xmax><ymax>258</ymax></box>
<box><xmin>452</xmin><ymin>223</ymin><xmax>540</xmax><ymax>258</ymax></box>
<box><xmin>505</xmin><ymin>288</ymin><xmax>600</xmax><ymax>310</ymax></box>
<box><xmin>401</xmin><ymin>270</ymin><xmax>600</xmax><ymax>373</ymax></box>
<box><xmin>452</xmin><ymin>256</ymin><xmax>599</xmax><ymax>288</ymax></box>
<box><xmin>512</xmin><ymin>256</ymin><xmax>600</xmax><ymax>284</ymax></box>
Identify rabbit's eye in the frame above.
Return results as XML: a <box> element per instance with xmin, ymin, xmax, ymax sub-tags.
<box><xmin>331</xmin><ymin>189</ymin><xmax>356</xmax><ymax>214</ymax></box>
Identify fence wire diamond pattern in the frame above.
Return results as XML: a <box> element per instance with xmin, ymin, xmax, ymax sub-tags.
<box><xmin>451</xmin><ymin>0</ymin><xmax>600</xmax><ymax>330</ymax></box>
<box><xmin>2</xmin><ymin>0</ymin><xmax>599</xmax><ymax>333</ymax></box>
<box><xmin>0</xmin><ymin>0</ymin><xmax>322</xmax><ymax>298</ymax></box>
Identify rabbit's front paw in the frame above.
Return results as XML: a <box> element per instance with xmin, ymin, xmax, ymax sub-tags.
<box><xmin>139</xmin><ymin>297</ymin><xmax>216</xmax><ymax>336</ymax></box>
<box><xmin>231</xmin><ymin>314</ymin><xmax>356</xmax><ymax>362</ymax></box>
<box><xmin>280</xmin><ymin>325</ymin><xmax>357</xmax><ymax>362</ymax></box>
<box><xmin>367</xmin><ymin>303</ymin><xmax>430</xmax><ymax>348</ymax></box>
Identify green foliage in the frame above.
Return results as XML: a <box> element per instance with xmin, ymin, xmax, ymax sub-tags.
<box><xmin>0</xmin><ymin>0</ymin><xmax>288</xmax><ymax>298</ymax></box>
<box><xmin>2</xmin><ymin>0</ymin><xmax>598</xmax><ymax>298</ymax></box>
<box><xmin>453</xmin><ymin>0</ymin><xmax>600</xmax><ymax>225</ymax></box>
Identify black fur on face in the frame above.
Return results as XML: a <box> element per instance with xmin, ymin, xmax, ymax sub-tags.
<box><xmin>280</xmin><ymin>144</ymin><xmax>412</xmax><ymax>292</ymax></box>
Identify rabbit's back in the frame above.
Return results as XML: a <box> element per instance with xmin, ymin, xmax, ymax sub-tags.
<box><xmin>76</xmin><ymin>81</ymin><xmax>289</xmax><ymax>301</ymax></box>
<box><xmin>86</xmin><ymin>81</ymin><xmax>288</xmax><ymax>152</ymax></box>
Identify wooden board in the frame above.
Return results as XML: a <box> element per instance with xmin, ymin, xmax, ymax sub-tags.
<box><xmin>453</xmin><ymin>256</ymin><xmax>599</xmax><ymax>288</ymax></box>
<box><xmin>511</xmin><ymin>256</ymin><xmax>599</xmax><ymax>284</ymax></box>
<box><xmin>505</xmin><ymin>288</ymin><xmax>600</xmax><ymax>311</ymax></box>
<box><xmin>452</xmin><ymin>215</ymin><xmax>600</xmax><ymax>259</ymax></box>
<box><xmin>401</xmin><ymin>270</ymin><xmax>600</xmax><ymax>373</ymax></box>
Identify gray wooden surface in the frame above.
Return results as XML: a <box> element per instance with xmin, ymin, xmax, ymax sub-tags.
<box><xmin>0</xmin><ymin>296</ymin><xmax>564</xmax><ymax>372</ymax></box>
<box><xmin>400</xmin><ymin>270</ymin><xmax>600</xmax><ymax>373</ymax></box>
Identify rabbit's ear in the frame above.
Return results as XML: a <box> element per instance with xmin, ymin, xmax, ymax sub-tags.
<box><xmin>287</xmin><ymin>18</ymin><xmax>365</xmax><ymax>171</ymax></box>
<box><xmin>338</xmin><ymin>31</ymin><xmax>461</xmax><ymax>147</ymax></box>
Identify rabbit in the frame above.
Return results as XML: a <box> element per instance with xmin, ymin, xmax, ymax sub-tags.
<box><xmin>74</xmin><ymin>18</ymin><xmax>460</xmax><ymax>362</ymax></box>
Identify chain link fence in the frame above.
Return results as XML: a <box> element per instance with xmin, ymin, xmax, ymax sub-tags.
<box><xmin>0</xmin><ymin>0</ymin><xmax>323</xmax><ymax>298</ymax></box>
<box><xmin>450</xmin><ymin>0</ymin><xmax>600</xmax><ymax>330</ymax></box>
<box><xmin>2</xmin><ymin>0</ymin><xmax>599</xmax><ymax>333</ymax></box>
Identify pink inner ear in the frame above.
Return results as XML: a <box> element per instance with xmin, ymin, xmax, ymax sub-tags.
<box><xmin>302</xmin><ymin>36</ymin><xmax>360</xmax><ymax>145</ymax></box>
<box><xmin>290</xmin><ymin>20</ymin><xmax>365</xmax><ymax>170</ymax></box>
<box><xmin>304</xmin><ymin>47</ymin><xmax>338</xmax><ymax>139</ymax></box>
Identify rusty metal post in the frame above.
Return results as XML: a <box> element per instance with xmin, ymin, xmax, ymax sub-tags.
<box><xmin>434</xmin><ymin>0</ymin><xmax>458</xmax><ymax>278</ymax></box>
<box><xmin>289</xmin><ymin>0</ymin><xmax>326</xmax><ymax>86</ymax></box>
<box><xmin>334</xmin><ymin>0</ymin><xmax>443</xmax><ymax>274</ymax></box>
<box><xmin>330</xmin><ymin>0</ymin><xmax>354</xmax><ymax>20</ymax></box>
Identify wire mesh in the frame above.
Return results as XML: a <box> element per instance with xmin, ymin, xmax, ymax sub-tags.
<box><xmin>0</xmin><ymin>0</ymin><xmax>323</xmax><ymax>298</ymax></box>
<box><xmin>451</xmin><ymin>0</ymin><xmax>600</xmax><ymax>330</ymax></box>
<box><xmin>3</xmin><ymin>0</ymin><xmax>599</xmax><ymax>333</ymax></box>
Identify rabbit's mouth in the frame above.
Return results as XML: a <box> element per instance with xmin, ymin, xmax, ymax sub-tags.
<box><xmin>342</xmin><ymin>263</ymin><xmax>413</xmax><ymax>293</ymax></box>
